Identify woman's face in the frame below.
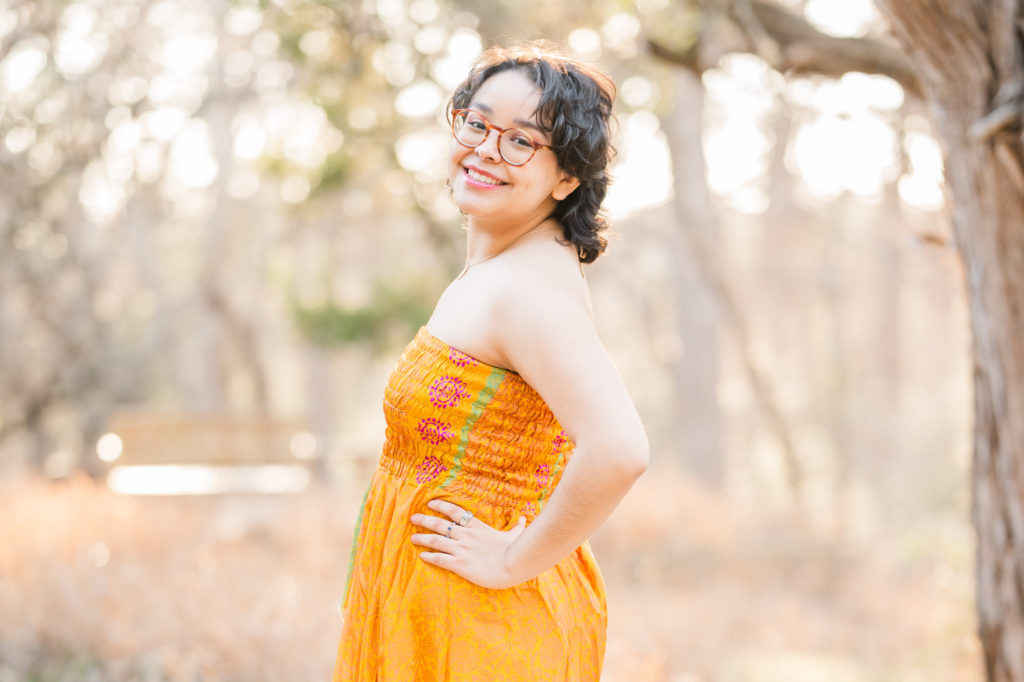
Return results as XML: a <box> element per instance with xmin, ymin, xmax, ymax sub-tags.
<box><xmin>447</xmin><ymin>69</ymin><xmax>579</xmax><ymax>229</ymax></box>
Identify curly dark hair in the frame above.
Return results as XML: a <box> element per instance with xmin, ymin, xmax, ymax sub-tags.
<box><xmin>448</xmin><ymin>42</ymin><xmax>617</xmax><ymax>264</ymax></box>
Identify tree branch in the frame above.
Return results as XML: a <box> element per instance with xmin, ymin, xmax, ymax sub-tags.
<box><xmin>649</xmin><ymin>0</ymin><xmax>921</xmax><ymax>95</ymax></box>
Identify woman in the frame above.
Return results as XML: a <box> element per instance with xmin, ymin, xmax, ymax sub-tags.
<box><xmin>333</xmin><ymin>43</ymin><xmax>649</xmax><ymax>681</ymax></box>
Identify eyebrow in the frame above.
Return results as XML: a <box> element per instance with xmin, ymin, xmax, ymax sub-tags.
<box><xmin>469</xmin><ymin>102</ymin><xmax>547</xmax><ymax>134</ymax></box>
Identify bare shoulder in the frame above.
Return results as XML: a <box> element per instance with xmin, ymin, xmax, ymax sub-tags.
<box><xmin>485</xmin><ymin>235</ymin><xmax>593</xmax><ymax>367</ymax></box>
<box><xmin>486</xmin><ymin>239</ymin><xmax>645</xmax><ymax>453</ymax></box>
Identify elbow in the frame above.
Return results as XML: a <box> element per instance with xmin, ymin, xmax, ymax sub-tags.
<box><xmin>624</xmin><ymin>431</ymin><xmax>650</xmax><ymax>480</ymax></box>
<box><xmin>575</xmin><ymin>424</ymin><xmax>649</xmax><ymax>481</ymax></box>
<box><xmin>606</xmin><ymin>430</ymin><xmax>649</xmax><ymax>482</ymax></box>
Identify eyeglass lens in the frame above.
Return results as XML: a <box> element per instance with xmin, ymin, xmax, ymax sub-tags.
<box><xmin>453</xmin><ymin>111</ymin><xmax>538</xmax><ymax>166</ymax></box>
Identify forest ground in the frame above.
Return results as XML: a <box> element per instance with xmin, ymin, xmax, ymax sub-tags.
<box><xmin>0</xmin><ymin>473</ymin><xmax>980</xmax><ymax>682</ymax></box>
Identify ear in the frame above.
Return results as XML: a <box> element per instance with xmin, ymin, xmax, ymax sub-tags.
<box><xmin>552</xmin><ymin>172</ymin><xmax>580</xmax><ymax>201</ymax></box>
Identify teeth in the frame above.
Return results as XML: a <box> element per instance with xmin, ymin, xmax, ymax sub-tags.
<box><xmin>466</xmin><ymin>168</ymin><xmax>504</xmax><ymax>185</ymax></box>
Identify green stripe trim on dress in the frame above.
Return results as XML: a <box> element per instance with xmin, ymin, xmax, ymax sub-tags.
<box><xmin>439</xmin><ymin>366</ymin><xmax>506</xmax><ymax>489</ymax></box>
<box><xmin>341</xmin><ymin>478</ymin><xmax>374</xmax><ymax>609</ymax></box>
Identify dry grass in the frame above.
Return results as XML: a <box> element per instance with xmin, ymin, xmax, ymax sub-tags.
<box><xmin>0</xmin><ymin>473</ymin><xmax>981</xmax><ymax>681</ymax></box>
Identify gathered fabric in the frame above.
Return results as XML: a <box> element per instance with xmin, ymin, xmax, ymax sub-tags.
<box><xmin>333</xmin><ymin>327</ymin><xmax>607</xmax><ymax>681</ymax></box>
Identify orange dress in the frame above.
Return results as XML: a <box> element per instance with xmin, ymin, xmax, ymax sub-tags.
<box><xmin>332</xmin><ymin>328</ymin><xmax>607</xmax><ymax>681</ymax></box>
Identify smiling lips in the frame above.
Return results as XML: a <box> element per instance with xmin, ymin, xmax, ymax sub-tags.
<box><xmin>464</xmin><ymin>166</ymin><xmax>507</xmax><ymax>187</ymax></box>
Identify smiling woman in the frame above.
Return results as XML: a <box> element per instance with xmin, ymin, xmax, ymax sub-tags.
<box><xmin>332</xmin><ymin>43</ymin><xmax>648</xmax><ymax>682</ymax></box>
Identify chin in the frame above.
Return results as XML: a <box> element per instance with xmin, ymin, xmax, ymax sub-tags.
<box><xmin>453</xmin><ymin>202</ymin><xmax>489</xmax><ymax>219</ymax></box>
<box><xmin>451</xmin><ymin>188</ymin><xmax>486</xmax><ymax>216</ymax></box>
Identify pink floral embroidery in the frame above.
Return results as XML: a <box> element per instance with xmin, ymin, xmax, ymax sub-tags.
<box><xmin>417</xmin><ymin>418</ymin><xmax>454</xmax><ymax>445</ymax></box>
<box><xmin>428</xmin><ymin>375</ymin><xmax>470</xmax><ymax>409</ymax></box>
<box><xmin>414</xmin><ymin>454</ymin><xmax>448</xmax><ymax>484</ymax></box>
<box><xmin>448</xmin><ymin>348</ymin><xmax>478</xmax><ymax>367</ymax></box>
<box><xmin>552</xmin><ymin>430</ymin><xmax>572</xmax><ymax>457</ymax></box>
<box><xmin>523</xmin><ymin>501</ymin><xmax>536</xmax><ymax>517</ymax></box>
<box><xmin>535</xmin><ymin>463</ymin><xmax>552</xmax><ymax>488</ymax></box>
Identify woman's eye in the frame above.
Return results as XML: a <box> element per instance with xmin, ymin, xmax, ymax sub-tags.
<box><xmin>467</xmin><ymin>119</ymin><xmax>487</xmax><ymax>131</ymax></box>
<box><xmin>510</xmin><ymin>135</ymin><xmax>534</xmax><ymax>148</ymax></box>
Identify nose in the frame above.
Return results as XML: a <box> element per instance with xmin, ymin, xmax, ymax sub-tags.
<box><xmin>475</xmin><ymin>128</ymin><xmax>502</xmax><ymax>162</ymax></box>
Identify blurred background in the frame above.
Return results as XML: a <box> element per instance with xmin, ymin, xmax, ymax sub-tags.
<box><xmin>0</xmin><ymin>0</ymin><xmax>980</xmax><ymax>680</ymax></box>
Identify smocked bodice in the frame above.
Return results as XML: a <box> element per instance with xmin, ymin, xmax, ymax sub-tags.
<box><xmin>377</xmin><ymin>327</ymin><xmax>574</xmax><ymax>515</ymax></box>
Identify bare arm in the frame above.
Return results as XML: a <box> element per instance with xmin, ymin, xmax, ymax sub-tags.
<box><xmin>410</xmin><ymin>277</ymin><xmax>648</xmax><ymax>588</ymax></box>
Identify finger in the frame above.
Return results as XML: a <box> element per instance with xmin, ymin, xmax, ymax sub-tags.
<box><xmin>410</xmin><ymin>532</ymin><xmax>455</xmax><ymax>551</ymax></box>
<box><xmin>410</xmin><ymin>513</ymin><xmax>454</xmax><ymax>534</ymax></box>
<box><xmin>419</xmin><ymin>551</ymin><xmax>457</xmax><ymax>570</ymax></box>
<box><xmin>427</xmin><ymin>498</ymin><xmax>465</xmax><ymax>521</ymax></box>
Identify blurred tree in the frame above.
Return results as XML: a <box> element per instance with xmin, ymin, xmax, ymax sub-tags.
<box><xmin>0</xmin><ymin>0</ymin><xmax>465</xmax><ymax>474</ymax></box>
<box><xmin>241</xmin><ymin>0</ymin><xmax>466</xmax><ymax>344</ymax></box>
<box><xmin>651</xmin><ymin>0</ymin><xmax>1023</xmax><ymax>678</ymax></box>
<box><xmin>0</xmin><ymin>0</ymin><xmax>136</xmax><ymax>473</ymax></box>
<box><xmin>872</xmin><ymin>3</ymin><xmax>1024</xmax><ymax>679</ymax></box>
<box><xmin>661</xmin><ymin>70</ymin><xmax>727</xmax><ymax>490</ymax></box>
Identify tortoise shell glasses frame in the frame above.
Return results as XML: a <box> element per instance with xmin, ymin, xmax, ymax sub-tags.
<box><xmin>450</xmin><ymin>108</ymin><xmax>553</xmax><ymax>166</ymax></box>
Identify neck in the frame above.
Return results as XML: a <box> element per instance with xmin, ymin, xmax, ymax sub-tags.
<box><xmin>463</xmin><ymin>217</ymin><xmax>557</xmax><ymax>267</ymax></box>
<box><xmin>462</xmin><ymin>193</ymin><xmax>559</xmax><ymax>262</ymax></box>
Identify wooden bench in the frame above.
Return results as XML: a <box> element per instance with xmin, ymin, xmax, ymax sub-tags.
<box><xmin>101</xmin><ymin>412</ymin><xmax>315</xmax><ymax>495</ymax></box>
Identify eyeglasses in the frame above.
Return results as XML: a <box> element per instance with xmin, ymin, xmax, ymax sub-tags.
<box><xmin>450</xmin><ymin>109</ymin><xmax>552</xmax><ymax>166</ymax></box>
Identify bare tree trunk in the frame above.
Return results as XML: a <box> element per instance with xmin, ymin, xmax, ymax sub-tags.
<box><xmin>662</xmin><ymin>67</ymin><xmax>806</xmax><ymax>504</ymax></box>
<box><xmin>661</xmin><ymin>70</ymin><xmax>724</xmax><ymax>487</ymax></box>
<box><xmin>874</xmin><ymin>2</ymin><xmax>1024</xmax><ymax>679</ymax></box>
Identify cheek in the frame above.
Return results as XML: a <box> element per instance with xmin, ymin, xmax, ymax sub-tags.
<box><xmin>448</xmin><ymin>140</ymin><xmax>467</xmax><ymax>176</ymax></box>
